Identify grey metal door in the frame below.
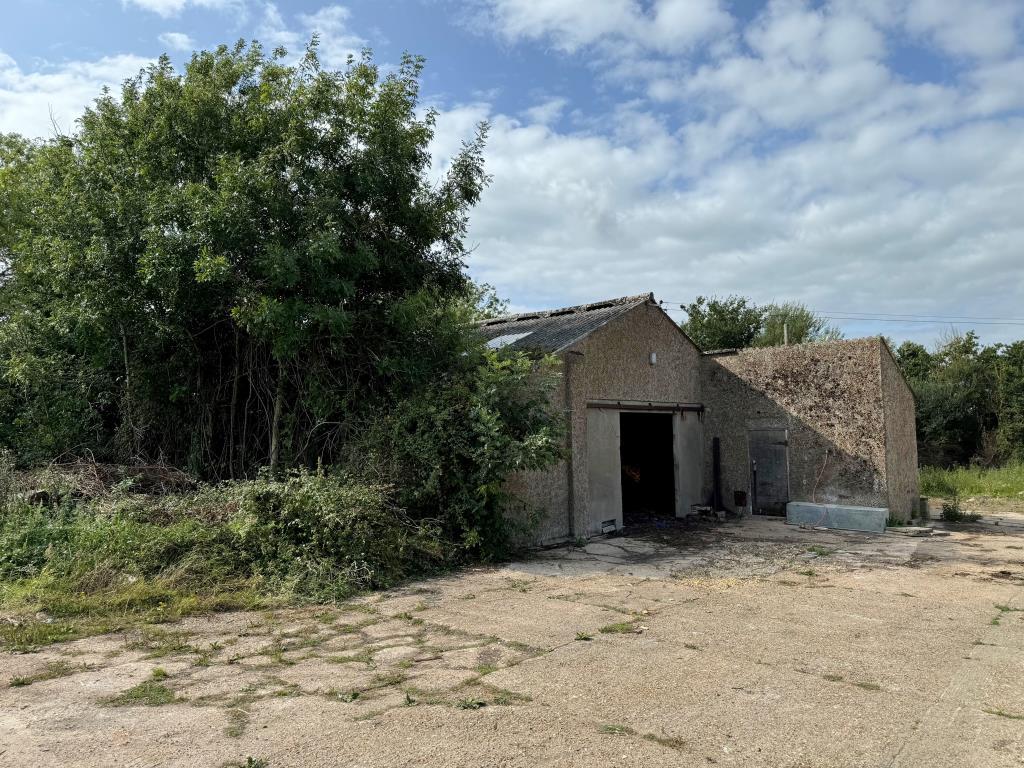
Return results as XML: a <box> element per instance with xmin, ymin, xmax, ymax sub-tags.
<box><xmin>673</xmin><ymin>410</ymin><xmax>702</xmax><ymax>518</ymax></box>
<box><xmin>586</xmin><ymin>408</ymin><xmax>622</xmax><ymax>533</ymax></box>
<box><xmin>749</xmin><ymin>429</ymin><xmax>789</xmax><ymax>515</ymax></box>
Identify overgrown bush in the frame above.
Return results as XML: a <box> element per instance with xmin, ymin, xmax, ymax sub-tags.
<box><xmin>363</xmin><ymin>349</ymin><xmax>564</xmax><ymax>558</ymax></box>
<box><xmin>939</xmin><ymin>494</ymin><xmax>981</xmax><ymax>523</ymax></box>
<box><xmin>0</xmin><ymin>41</ymin><xmax>567</xmax><ymax>649</ymax></box>
<box><xmin>228</xmin><ymin>472</ymin><xmax>445</xmax><ymax>599</ymax></box>
<box><xmin>0</xmin><ymin>470</ymin><xmax>448</xmax><ymax>646</ymax></box>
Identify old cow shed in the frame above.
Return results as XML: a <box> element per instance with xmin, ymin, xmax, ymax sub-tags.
<box><xmin>479</xmin><ymin>294</ymin><xmax>919</xmax><ymax>544</ymax></box>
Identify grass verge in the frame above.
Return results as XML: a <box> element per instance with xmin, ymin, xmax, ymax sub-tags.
<box><xmin>920</xmin><ymin>464</ymin><xmax>1024</xmax><ymax>499</ymax></box>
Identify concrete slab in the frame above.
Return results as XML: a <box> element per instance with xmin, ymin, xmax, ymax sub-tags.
<box><xmin>6</xmin><ymin>513</ymin><xmax>1024</xmax><ymax>768</ymax></box>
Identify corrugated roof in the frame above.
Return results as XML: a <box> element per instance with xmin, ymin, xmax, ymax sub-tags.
<box><xmin>477</xmin><ymin>294</ymin><xmax>654</xmax><ymax>353</ymax></box>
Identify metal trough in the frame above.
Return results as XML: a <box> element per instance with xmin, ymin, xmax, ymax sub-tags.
<box><xmin>786</xmin><ymin>501</ymin><xmax>888</xmax><ymax>534</ymax></box>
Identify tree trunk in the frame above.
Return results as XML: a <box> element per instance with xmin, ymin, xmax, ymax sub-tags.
<box><xmin>228</xmin><ymin>328</ymin><xmax>240</xmax><ymax>479</ymax></box>
<box><xmin>119</xmin><ymin>324</ymin><xmax>139</xmax><ymax>460</ymax></box>
<box><xmin>269</xmin><ymin>361</ymin><xmax>284</xmax><ymax>473</ymax></box>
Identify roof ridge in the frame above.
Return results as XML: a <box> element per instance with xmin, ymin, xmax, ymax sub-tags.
<box><xmin>479</xmin><ymin>293</ymin><xmax>654</xmax><ymax>326</ymax></box>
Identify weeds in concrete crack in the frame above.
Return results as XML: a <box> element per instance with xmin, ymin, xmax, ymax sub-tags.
<box><xmin>806</xmin><ymin>546</ymin><xmax>835</xmax><ymax>557</ymax></box>
<box><xmin>983</xmin><ymin>707</ymin><xmax>1024</xmax><ymax>720</ymax></box>
<box><xmin>643</xmin><ymin>732</ymin><xmax>688</xmax><ymax>751</ymax></box>
<box><xmin>326</xmin><ymin>649</ymin><xmax>374</xmax><ymax>666</ymax></box>
<box><xmin>9</xmin><ymin>660</ymin><xmax>83</xmax><ymax>688</ymax></box>
<box><xmin>599</xmin><ymin>723</ymin><xmax>636</xmax><ymax>736</ymax></box>
<box><xmin>370</xmin><ymin>671</ymin><xmax>407</xmax><ymax>689</ymax></box>
<box><xmin>325</xmin><ymin>688</ymin><xmax>360</xmax><ymax>703</ymax></box>
<box><xmin>599</xmin><ymin>621</ymin><xmax>637</xmax><ymax>634</ymax></box>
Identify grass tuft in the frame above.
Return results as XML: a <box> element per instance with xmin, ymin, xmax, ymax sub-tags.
<box><xmin>102</xmin><ymin>679</ymin><xmax>178</xmax><ymax>707</ymax></box>
<box><xmin>806</xmin><ymin>546</ymin><xmax>834</xmax><ymax>557</ymax></box>
<box><xmin>8</xmin><ymin>660</ymin><xmax>79</xmax><ymax>688</ymax></box>
<box><xmin>598</xmin><ymin>621</ymin><xmax>636</xmax><ymax>635</ymax></box>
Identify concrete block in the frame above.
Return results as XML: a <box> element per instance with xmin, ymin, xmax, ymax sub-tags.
<box><xmin>786</xmin><ymin>501</ymin><xmax>888</xmax><ymax>534</ymax></box>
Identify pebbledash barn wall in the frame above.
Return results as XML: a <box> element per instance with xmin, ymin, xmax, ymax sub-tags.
<box><xmin>701</xmin><ymin>339</ymin><xmax>919</xmax><ymax>523</ymax></box>
<box><xmin>481</xmin><ymin>295</ymin><xmax>703</xmax><ymax>543</ymax></box>
<box><xmin>479</xmin><ymin>295</ymin><xmax>919</xmax><ymax>545</ymax></box>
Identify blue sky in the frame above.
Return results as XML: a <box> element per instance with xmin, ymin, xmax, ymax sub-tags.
<box><xmin>2</xmin><ymin>0</ymin><xmax>1024</xmax><ymax>346</ymax></box>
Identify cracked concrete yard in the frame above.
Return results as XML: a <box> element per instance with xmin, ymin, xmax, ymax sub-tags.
<box><xmin>3</xmin><ymin>515</ymin><xmax>1024</xmax><ymax>767</ymax></box>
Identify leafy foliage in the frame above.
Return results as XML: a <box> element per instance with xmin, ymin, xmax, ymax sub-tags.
<box><xmin>679</xmin><ymin>295</ymin><xmax>840</xmax><ymax>351</ymax></box>
<box><xmin>0</xmin><ymin>41</ymin><xmax>490</xmax><ymax>476</ymax></box>
<box><xmin>680</xmin><ymin>295</ymin><xmax>764</xmax><ymax>350</ymax></box>
<box><xmin>228</xmin><ymin>472</ymin><xmax>446</xmax><ymax>598</ymax></box>
<box><xmin>757</xmin><ymin>302</ymin><xmax>841</xmax><ymax>346</ymax></box>
<box><xmin>896</xmin><ymin>333</ymin><xmax>1024</xmax><ymax>467</ymax></box>
<box><xmin>0</xmin><ymin>40</ymin><xmax>567</xmax><ymax>647</ymax></box>
<box><xmin>364</xmin><ymin>350</ymin><xmax>564</xmax><ymax>558</ymax></box>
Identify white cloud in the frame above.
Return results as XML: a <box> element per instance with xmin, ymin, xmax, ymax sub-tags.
<box><xmin>439</xmin><ymin>0</ymin><xmax>1024</xmax><ymax>344</ymax></box>
<box><xmin>439</xmin><ymin>100</ymin><xmax>1024</xmax><ymax>344</ymax></box>
<box><xmin>0</xmin><ymin>51</ymin><xmax>151</xmax><ymax>139</ymax></box>
<box><xmin>904</xmin><ymin>0</ymin><xmax>1022</xmax><ymax>60</ymax></box>
<box><xmin>122</xmin><ymin>0</ymin><xmax>242</xmax><ymax>19</ymax></box>
<box><xmin>0</xmin><ymin>3</ymin><xmax>367</xmax><ymax>143</ymax></box>
<box><xmin>158</xmin><ymin>32</ymin><xmax>196</xmax><ymax>52</ymax></box>
<box><xmin>471</xmin><ymin>0</ymin><xmax>732</xmax><ymax>54</ymax></box>
<box><xmin>5</xmin><ymin>0</ymin><xmax>1024</xmax><ymax>345</ymax></box>
<box><xmin>257</xmin><ymin>3</ymin><xmax>365</xmax><ymax>67</ymax></box>
<box><xmin>298</xmin><ymin>6</ymin><xmax>366</xmax><ymax>66</ymax></box>
<box><xmin>523</xmin><ymin>97</ymin><xmax>567</xmax><ymax>125</ymax></box>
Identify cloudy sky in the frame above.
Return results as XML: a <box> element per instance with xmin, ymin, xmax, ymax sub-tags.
<box><xmin>2</xmin><ymin>0</ymin><xmax>1024</xmax><ymax>345</ymax></box>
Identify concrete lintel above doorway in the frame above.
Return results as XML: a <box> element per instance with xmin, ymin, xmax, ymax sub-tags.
<box><xmin>586</xmin><ymin>399</ymin><xmax>704</xmax><ymax>414</ymax></box>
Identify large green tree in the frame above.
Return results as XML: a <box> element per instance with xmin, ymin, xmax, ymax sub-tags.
<box><xmin>680</xmin><ymin>295</ymin><xmax>841</xmax><ymax>351</ymax></box>
<box><xmin>0</xmin><ymin>41</ymin><xmax>493</xmax><ymax>476</ymax></box>
<box><xmin>756</xmin><ymin>302</ymin><xmax>842</xmax><ymax>346</ymax></box>
<box><xmin>680</xmin><ymin>295</ymin><xmax>765</xmax><ymax>350</ymax></box>
<box><xmin>894</xmin><ymin>332</ymin><xmax>1024</xmax><ymax>467</ymax></box>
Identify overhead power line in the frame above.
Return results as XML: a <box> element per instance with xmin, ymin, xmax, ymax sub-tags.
<box><xmin>656</xmin><ymin>300</ymin><xmax>1024</xmax><ymax>327</ymax></box>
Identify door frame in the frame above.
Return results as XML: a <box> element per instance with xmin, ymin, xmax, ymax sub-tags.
<box><xmin>585</xmin><ymin>401</ymin><xmax>703</xmax><ymax>532</ymax></box>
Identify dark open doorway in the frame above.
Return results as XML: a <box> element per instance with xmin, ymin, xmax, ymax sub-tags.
<box><xmin>619</xmin><ymin>411</ymin><xmax>675</xmax><ymax>522</ymax></box>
